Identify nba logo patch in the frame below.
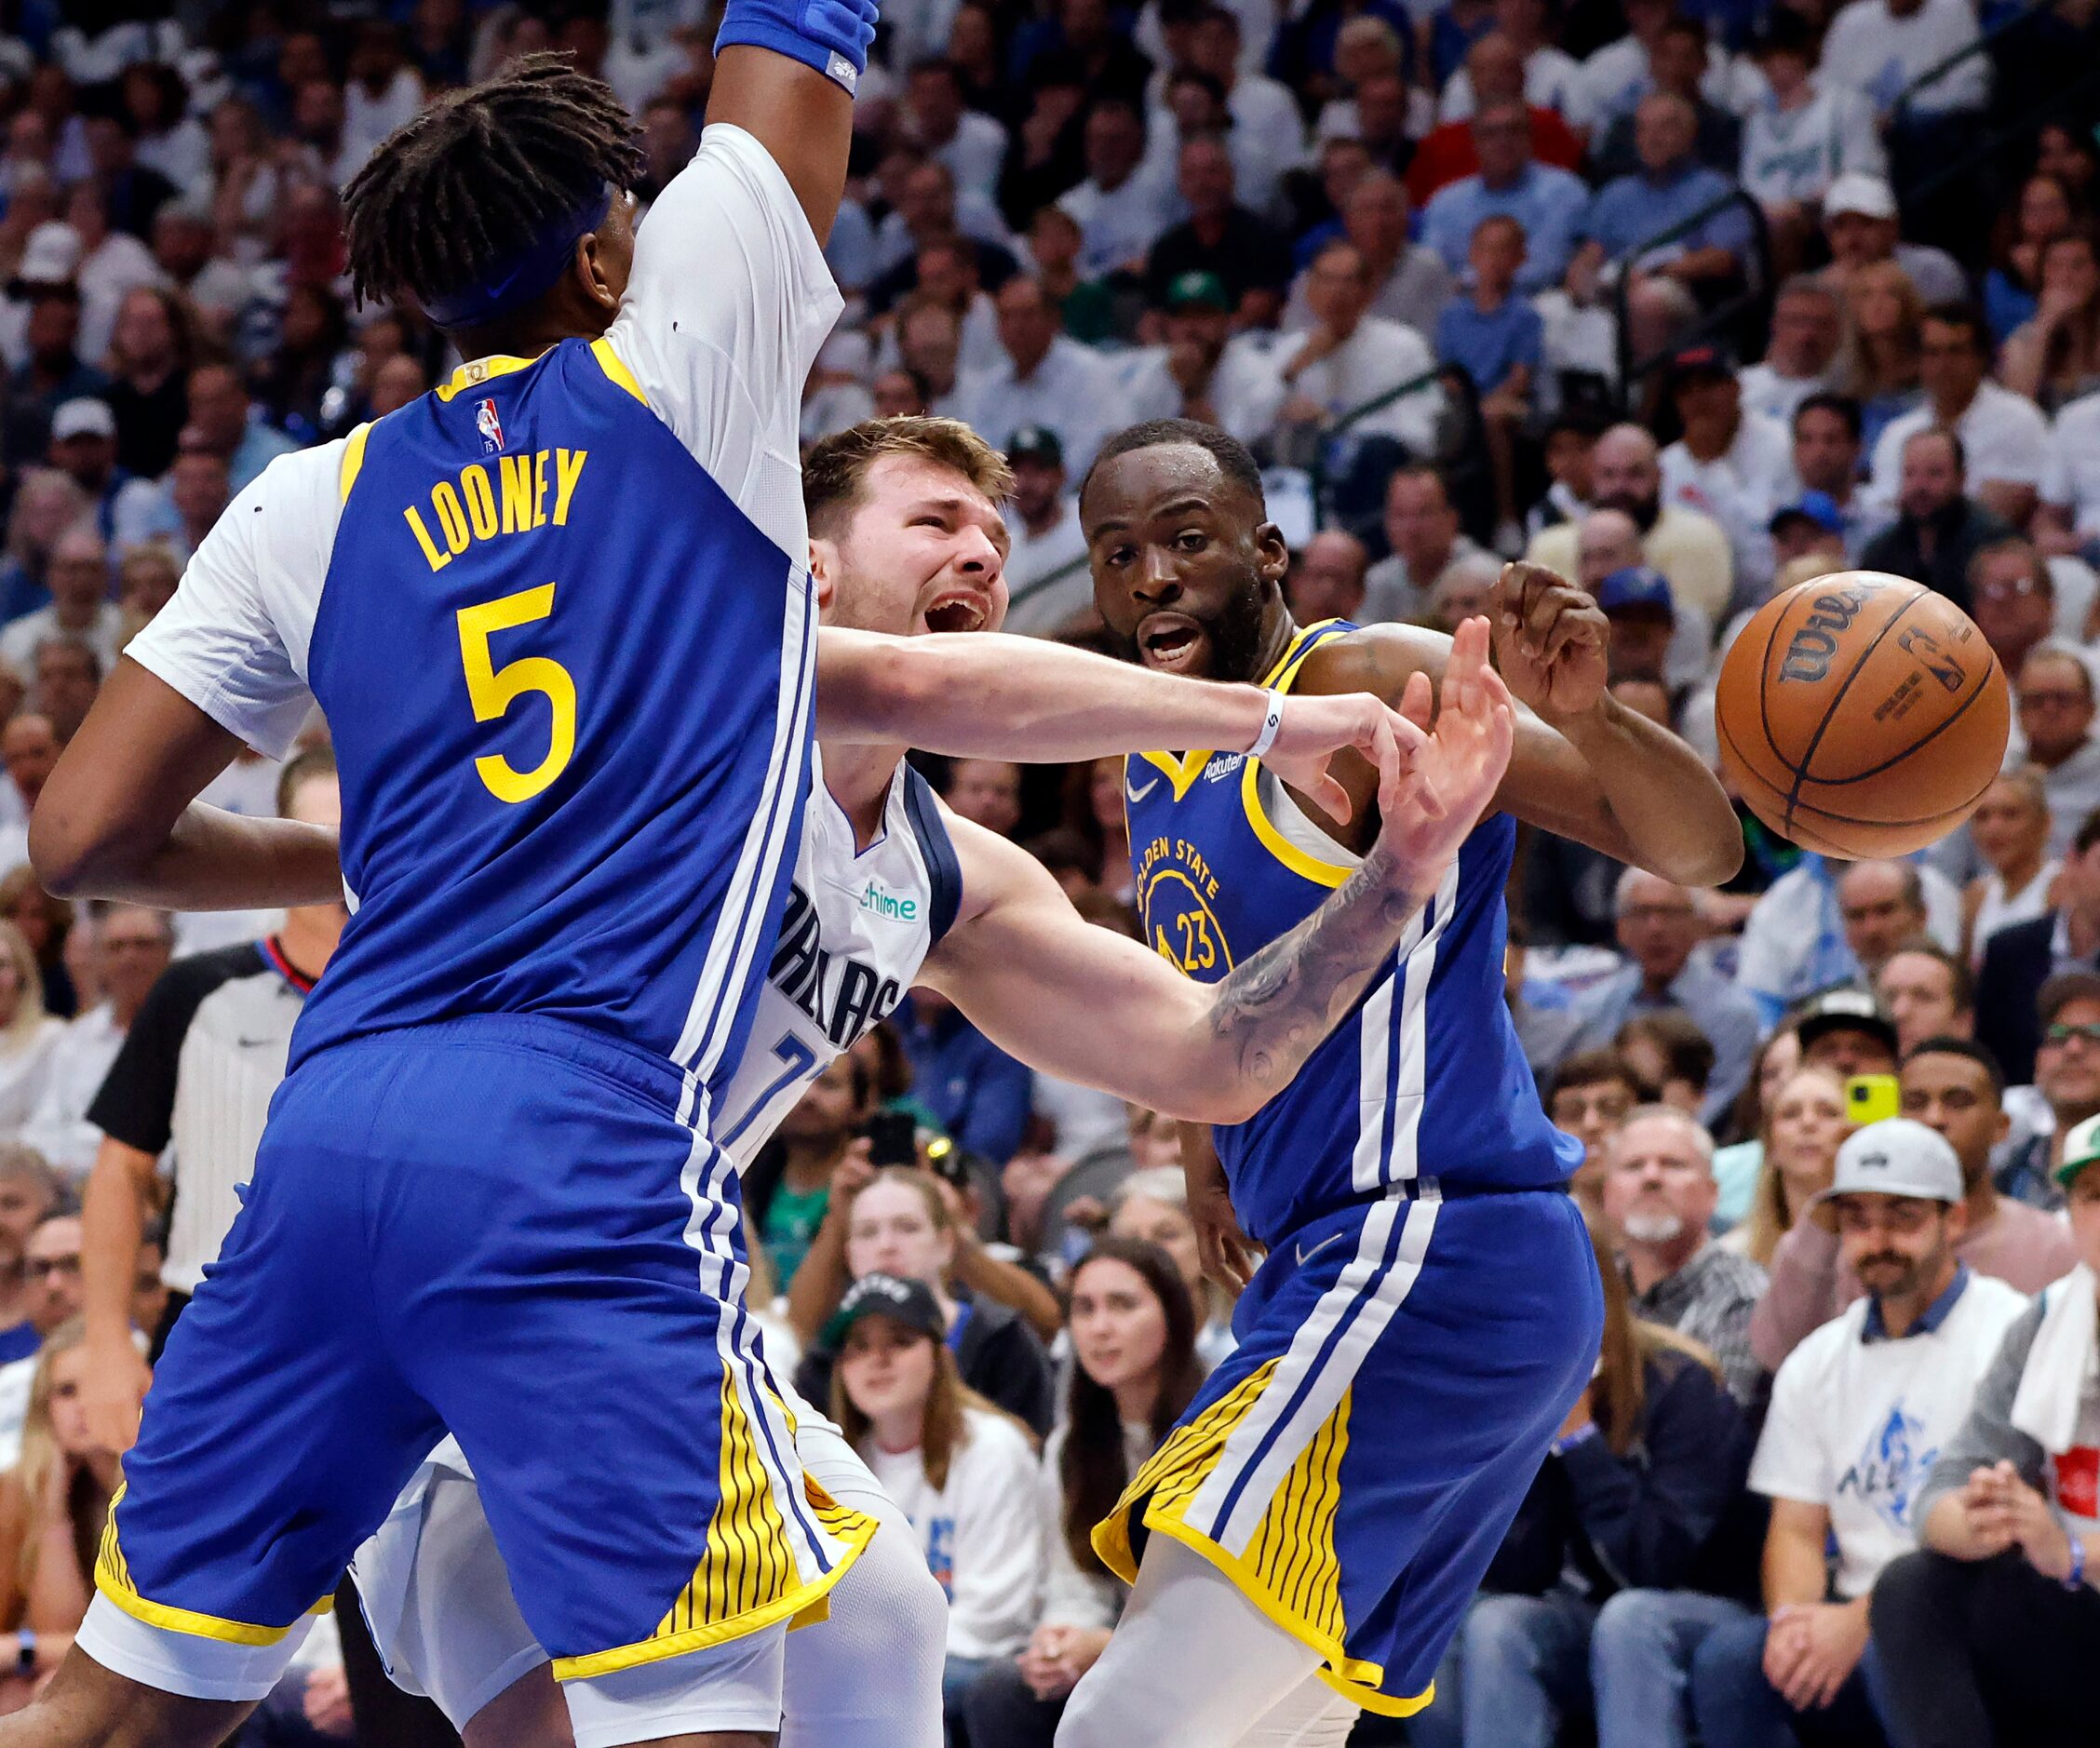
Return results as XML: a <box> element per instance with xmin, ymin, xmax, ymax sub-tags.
<box><xmin>475</xmin><ymin>397</ymin><xmax>505</xmax><ymax>454</ymax></box>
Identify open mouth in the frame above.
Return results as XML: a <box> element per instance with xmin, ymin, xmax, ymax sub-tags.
<box><xmin>1137</xmin><ymin>612</ymin><xmax>1206</xmax><ymax>673</ymax></box>
<box><xmin>922</xmin><ymin>590</ymin><xmax>989</xmax><ymax>635</ymax></box>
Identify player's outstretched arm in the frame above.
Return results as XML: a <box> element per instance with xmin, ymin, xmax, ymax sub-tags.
<box><xmin>705</xmin><ymin>9</ymin><xmax>868</xmax><ymax>246</ymax></box>
<box><xmin>30</xmin><ymin>660</ymin><xmax>341</xmax><ymax>910</ymax></box>
<box><xmin>815</xmin><ymin>626</ymin><xmax>1407</xmax><ymax>821</ymax></box>
<box><xmin>921</xmin><ymin>619</ymin><xmax>1517</xmax><ymax>1124</ymax></box>
<box><xmin>1302</xmin><ymin>563</ymin><xmax>1743</xmax><ymax>888</ymax></box>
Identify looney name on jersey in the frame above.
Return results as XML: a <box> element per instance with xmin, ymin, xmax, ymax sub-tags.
<box><xmin>770</xmin><ymin>883</ymin><xmax>904</xmax><ymax>1048</ymax></box>
<box><xmin>403</xmin><ymin>449</ymin><xmax>589</xmax><ymax>572</ymax></box>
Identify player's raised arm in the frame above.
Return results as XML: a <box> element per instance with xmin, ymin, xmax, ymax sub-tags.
<box><xmin>1303</xmin><ymin>562</ymin><xmax>1743</xmax><ymax>887</ymax></box>
<box><xmin>704</xmin><ymin>41</ymin><xmax>863</xmax><ymax>246</ymax></box>
<box><xmin>919</xmin><ymin>619</ymin><xmax>1516</xmax><ymax>1123</ymax></box>
<box><xmin>815</xmin><ymin>626</ymin><xmax>1409</xmax><ymax>823</ymax></box>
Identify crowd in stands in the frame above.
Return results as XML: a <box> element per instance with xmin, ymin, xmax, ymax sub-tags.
<box><xmin>0</xmin><ymin>0</ymin><xmax>2094</xmax><ymax>1743</ymax></box>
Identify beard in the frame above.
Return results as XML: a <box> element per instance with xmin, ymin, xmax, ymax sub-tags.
<box><xmin>1600</xmin><ymin>491</ymin><xmax>1662</xmax><ymax>533</ymax></box>
<box><xmin>1621</xmin><ymin>1210</ymin><xmax>1686</xmax><ymax>1244</ymax></box>
<box><xmin>1103</xmin><ymin>567</ymin><xmax>1273</xmax><ymax>682</ymax></box>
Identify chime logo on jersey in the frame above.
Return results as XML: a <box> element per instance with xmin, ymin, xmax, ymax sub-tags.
<box><xmin>475</xmin><ymin>397</ymin><xmax>505</xmax><ymax>454</ymax></box>
<box><xmin>768</xmin><ymin>881</ymin><xmax>905</xmax><ymax>1047</ymax></box>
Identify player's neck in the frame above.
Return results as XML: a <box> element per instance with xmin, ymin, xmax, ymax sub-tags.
<box><xmin>1246</xmin><ymin>609</ymin><xmax>1299</xmax><ymax>685</ymax></box>
<box><xmin>820</xmin><ymin>739</ymin><xmax>906</xmax><ymax>851</ymax></box>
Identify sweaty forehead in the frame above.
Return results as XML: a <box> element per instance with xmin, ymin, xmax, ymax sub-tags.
<box><xmin>1083</xmin><ymin>441</ymin><xmax>1252</xmax><ymax>532</ymax></box>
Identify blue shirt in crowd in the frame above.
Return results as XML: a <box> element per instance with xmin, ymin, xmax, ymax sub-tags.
<box><xmin>1420</xmin><ymin>163</ymin><xmax>1593</xmax><ymax>292</ymax></box>
<box><xmin>895</xmin><ymin>995</ymin><xmax>1032</xmax><ymax>1164</ymax></box>
<box><xmin>1583</xmin><ymin>161</ymin><xmax>1751</xmax><ymax>266</ymax></box>
<box><xmin>1435</xmin><ymin>295</ymin><xmax>1544</xmax><ymax>394</ymax></box>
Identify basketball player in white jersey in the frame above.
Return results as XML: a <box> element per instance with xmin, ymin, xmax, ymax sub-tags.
<box><xmin>347</xmin><ymin>415</ymin><xmax>1519</xmax><ymax>1748</ymax></box>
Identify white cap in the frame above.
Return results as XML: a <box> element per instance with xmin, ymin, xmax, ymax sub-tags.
<box><xmin>16</xmin><ymin>221</ymin><xmax>80</xmax><ymax>285</ymax></box>
<box><xmin>1812</xmin><ymin>1118</ymin><xmax>1964</xmax><ymax>1208</ymax></box>
<box><xmin>50</xmin><ymin>397</ymin><xmax>114</xmax><ymax>442</ymax></box>
<box><xmin>1824</xmin><ymin>173</ymin><xmax>1897</xmax><ymax>222</ymax></box>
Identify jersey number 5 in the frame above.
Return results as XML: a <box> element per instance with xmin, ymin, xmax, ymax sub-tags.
<box><xmin>456</xmin><ymin>584</ymin><xmax>576</xmax><ymax>803</ymax></box>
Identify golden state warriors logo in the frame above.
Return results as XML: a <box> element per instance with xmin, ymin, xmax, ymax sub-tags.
<box><xmin>1136</xmin><ymin>835</ymin><xmax>1234</xmax><ymax>976</ymax></box>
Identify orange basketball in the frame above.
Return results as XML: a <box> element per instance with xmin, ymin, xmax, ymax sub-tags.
<box><xmin>1714</xmin><ymin>571</ymin><xmax>2011</xmax><ymax>858</ymax></box>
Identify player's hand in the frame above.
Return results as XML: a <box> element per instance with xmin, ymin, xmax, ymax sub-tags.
<box><xmin>1265</xmin><ymin>691</ymin><xmax>1427</xmax><ymax>827</ymax></box>
<box><xmin>1491</xmin><ymin>560</ymin><xmax>1609</xmax><ymax>725</ymax></box>
<box><xmin>78</xmin><ymin>1326</ymin><xmax>151</xmax><ymax>1456</ymax></box>
<box><xmin>1184</xmin><ymin>1130</ymin><xmax>1259</xmax><ymax>1293</ymax></box>
<box><xmin>1373</xmin><ymin>616</ymin><xmax>1515</xmax><ymax>876</ymax></box>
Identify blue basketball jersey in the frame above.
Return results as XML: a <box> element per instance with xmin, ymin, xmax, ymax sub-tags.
<box><xmin>1125</xmin><ymin>621</ymin><xmax>1578</xmax><ymax>1244</ymax></box>
<box><xmin>299</xmin><ymin>339</ymin><xmax>814</xmax><ymax>1109</ymax></box>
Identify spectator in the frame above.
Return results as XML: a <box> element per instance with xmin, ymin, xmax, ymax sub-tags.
<box><xmin>1548</xmin><ymin>1048</ymin><xmax>1643</xmax><ymax>1217</ymax></box>
<box><xmin>4</xmin><ymin>291</ymin><xmax>108</xmax><ymax>471</ymax></box>
<box><xmin>1740</xmin><ymin>281</ymin><xmax>1846</xmax><ymax>429</ymax></box>
<box><xmin>1141</xmin><ymin>133</ymin><xmax>1292</xmax><ymax>331</ymax></box>
<box><xmin>1839</xmin><ymin>859</ymin><xmax>1932</xmax><ymax>983</ymax></box>
<box><xmin>1796</xmin><ymin>988</ymin><xmax>1903</xmax><ymax>1080</ymax></box>
<box><xmin>1407</xmin><ymin>34</ymin><xmax>1586</xmax><ymax>205</ymax></box>
<box><xmin>1615</xmin><ymin>1010</ymin><xmax>1718</xmax><ymax>1117</ymax></box>
<box><xmin>1104</xmin><ymin>1167</ymin><xmax>1236</xmax><ymax>1373</ymax></box>
<box><xmin>941</xmin><ymin>760</ymin><xmax>1023</xmax><ymax>840</ymax></box>
<box><xmin>956</xmin><ymin>276</ymin><xmax>1127</xmax><ymax>479</ymax></box>
<box><xmin>0</xmin><ymin>924</ymin><xmax>59</xmax><ymax>1141</ymax></box>
<box><xmin>1362</xmin><ymin>466</ymin><xmax>1491</xmax><ymax>624</ymax></box>
<box><xmin>0</xmin><ymin>1321</ymin><xmax>118</xmax><ymax>1694</ymax></box>
<box><xmin>45</xmin><ymin>397</ymin><xmax>158</xmax><ymax>552</ymax></box>
<box><xmin>1741</xmin><ymin>14</ymin><xmax>1885</xmax><ymax>251</ymax></box>
<box><xmin>1569</xmin><ymin>869</ymin><xmax>1763</xmax><ymax>1124</ymax></box>
<box><xmin>831</xmin><ymin>1271</ymin><xmax>1043</xmax><ymax>1732</ymax></box>
<box><xmin>1821</xmin><ymin>174</ymin><xmax>1967</xmax><ymax>306</ymax></box>
<box><xmin>1419</xmin><ymin>98</ymin><xmax>1592</xmax><ymax>294</ymax></box>
<box><xmin>1436</xmin><ymin>214</ymin><xmax>1540</xmax><ymax>542</ymax></box>
<box><xmin>155</xmin><ymin>448</ymin><xmax>232</xmax><ymax>566</ymax></box>
<box><xmin>33</xmin><ymin>636</ymin><xmax>102</xmax><ymax>746</ymax></box>
<box><xmin>1589</xmin><ymin>16</ymin><xmax>1743</xmax><ymax>185</ymax></box>
<box><xmin>20</xmin><ymin>905</ymin><xmax>171</xmax><ymax>1177</ymax></box>
<box><xmin>1419</xmin><ymin>1213</ymin><xmax>1756</xmax><ymax>1748</ymax></box>
<box><xmin>1436</xmin><ymin>0</ymin><xmax>1582</xmax><ymax>122</ymax></box>
<box><xmin>182</xmin><ymin>361</ymin><xmax>298</xmax><ymax>495</ymax></box>
<box><xmin>1834</xmin><ymin>259</ymin><xmax>1929</xmax><ymax>463</ymax></box>
<box><xmin>1568</xmin><ymin>0</ymin><xmax>1753</xmax><ymax>138</ymax></box>
<box><xmin>1287</xmin><ymin>170</ymin><xmax>1453</xmax><ymax>342</ymax></box>
<box><xmin>0</xmin><ymin>871</ymin><xmax>73</xmax><ymax>1023</ymax></box>
<box><xmin>1878</xmin><ymin>941</ymin><xmax>1976</xmax><ymax>1054</ymax></box>
<box><xmin>1057</xmin><ymin>96</ymin><xmax>1175</xmax><ymax>281</ymax></box>
<box><xmin>1960</xmin><ymin>770</ymin><xmax>2058</xmax><ymax>964</ymax></box>
<box><xmin>1578</xmin><ymin>92</ymin><xmax>1752</xmax><ymax>295</ymax></box>
<box><xmin>1284</xmin><ymin>531</ymin><xmax>1367</xmax><ymax>622</ymax></box>
<box><xmin>1974</xmin><ymin>824</ymin><xmax>2100</xmax><ymax>1085</ymax></box>
<box><xmin>2012</xmin><ymin>647</ymin><xmax>2100</xmax><ymax>854</ymax></box>
<box><xmin>1001</xmin><ymin>426</ymin><xmax>1089</xmax><ymax>637</ymax></box>
<box><xmin>1752</xmin><ymin>1040</ymin><xmax>2075</xmax><ymax>1372</ymax></box>
<box><xmin>1820</xmin><ymin>0</ymin><xmax>1988</xmax><ymax>123</ymax></box>
<box><xmin>1604</xmin><ymin>1106</ymin><xmax>1769</xmax><ymax>1405</ymax></box>
<box><xmin>146</xmin><ymin>200</ymin><xmax>249</xmax><ymax>337</ymax></box>
<box><xmin>1866</xmin><ymin>306</ymin><xmax>2051</xmax><ymax>529</ymax></box>
<box><xmin>2039</xmin><ymin>377</ymin><xmax>2100</xmax><ymax>559</ymax></box>
<box><xmin>100</xmin><ymin>285</ymin><xmax>189</xmax><ymax>480</ymax></box>
<box><xmin>0</xmin><ymin>1206</ymin><xmax>83</xmax><ymax>1433</ymax></box>
<box><xmin>1691</xmin><ymin>1122</ymin><xmax>2027</xmax><ymax>1748</ymax></box>
<box><xmin>1967</xmin><ymin>538</ymin><xmax>2060</xmax><ymax>685</ymax></box>
<box><xmin>1999</xmin><ymin>233</ymin><xmax>2100</xmax><ymax>411</ymax></box>
<box><xmin>796</xmin><ymin>1167</ymin><xmax>1058</xmax><ymax>1436</ymax></box>
<box><xmin>1739</xmin><ymin>845</ymin><xmax>1954</xmax><ymax>1025</ymax></box>
<box><xmin>906</xmin><ymin>58</ymin><xmax>1008</xmax><ymax>207</ymax></box>
<box><xmin>1731</xmin><ymin>1063</ymin><xmax>1847</xmax><ymax>1270</ymax></box>
<box><xmin>746</xmin><ymin>1059</ymin><xmax>873</xmax><ymax>1288</ymax></box>
<box><xmin>1527</xmin><ymin>424</ymin><xmax>1734</xmax><ymax>625</ymax></box>
<box><xmin>0</xmin><ymin>524</ymin><xmax>121</xmax><ymax>677</ymax></box>
<box><xmin>1875</xmin><ymin>1114</ymin><xmax>2100</xmax><ymax>1747</ymax></box>
<box><xmin>0</xmin><ymin>1152</ymin><xmax>56</xmax><ymax>1364</ymax></box>
<box><xmin>1784</xmin><ymin>395</ymin><xmax>1877</xmax><ymax>561</ymax></box>
<box><xmin>962</xmin><ymin>1239</ymin><xmax>1202</xmax><ymax>1748</ymax></box>
<box><xmin>0</xmin><ymin>471</ymin><xmax>92</xmax><ymax>630</ymax></box>
<box><xmin>1860</xmin><ymin>426</ymin><xmax>2013</xmax><ymax>611</ymax></box>
<box><xmin>1660</xmin><ymin>344</ymin><xmax>1794</xmax><ymax>590</ymax></box>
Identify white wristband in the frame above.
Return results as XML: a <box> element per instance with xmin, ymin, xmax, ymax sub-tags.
<box><xmin>1248</xmin><ymin>691</ymin><xmax>1286</xmax><ymax>760</ymax></box>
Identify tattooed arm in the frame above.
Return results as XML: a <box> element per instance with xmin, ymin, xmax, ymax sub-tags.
<box><xmin>918</xmin><ymin>618</ymin><xmax>1516</xmax><ymax>1128</ymax></box>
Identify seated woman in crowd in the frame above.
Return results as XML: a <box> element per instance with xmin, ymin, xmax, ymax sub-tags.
<box><xmin>1962</xmin><ymin>768</ymin><xmax>2059</xmax><ymax>966</ymax></box>
<box><xmin>0</xmin><ymin>926</ymin><xmax>59</xmax><ymax>1142</ymax></box>
<box><xmin>1413</xmin><ymin>1218</ymin><xmax>1759</xmax><ymax>1748</ymax></box>
<box><xmin>0</xmin><ymin>875</ymin><xmax>69</xmax><ymax>1025</ymax></box>
<box><xmin>1984</xmin><ymin>170</ymin><xmax>2081</xmax><ymax>343</ymax></box>
<box><xmin>1836</xmin><ymin>261</ymin><xmax>1925</xmax><ymax>462</ymax></box>
<box><xmin>1725</xmin><ymin>1063</ymin><xmax>1848</xmax><ymax>1268</ymax></box>
<box><xmin>794</xmin><ymin>1166</ymin><xmax>1059</xmax><ymax>1434</ymax></box>
<box><xmin>0</xmin><ymin>1321</ymin><xmax>120</xmax><ymax>1709</ymax></box>
<box><xmin>1105</xmin><ymin>1165</ymin><xmax>1238</xmax><ymax>1374</ymax></box>
<box><xmin>831</xmin><ymin>1271</ymin><xmax>1044</xmax><ymax>1741</ymax></box>
<box><xmin>1999</xmin><ymin>231</ymin><xmax>2100</xmax><ymax>410</ymax></box>
<box><xmin>962</xmin><ymin>1239</ymin><xmax>1203</xmax><ymax>1748</ymax></box>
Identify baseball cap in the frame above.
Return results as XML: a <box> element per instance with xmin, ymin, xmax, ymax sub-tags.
<box><xmin>50</xmin><ymin>397</ymin><xmax>114</xmax><ymax>443</ymax></box>
<box><xmin>1769</xmin><ymin>490</ymin><xmax>1846</xmax><ymax>536</ymax></box>
<box><xmin>821</xmin><ymin>1271</ymin><xmax>947</xmax><ymax>1348</ymax></box>
<box><xmin>1595</xmin><ymin>565</ymin><xmax>1675</xmax><ymax>617</ymax></box>
<box><xmin>1794</xmin><ymin>987</ymin><xmax>1900</xmax><ymax>1060</ymax></box>
<box><xmin>16</xmin><ymin>221</ymin><xmax>80</xmax><ymax>287</ymax></box>
<box><xmin>1007</xmin><ymin>424</ymin><xmax>1064</xmax><ymax>466</ymax></box>
<box><xmin>1824</xmin><ymin>172</ymin><xmax>1897</xmax><ymax>222</ymax></box>
<box><xmin>1665</xmin><ymin>343</ymin><xmax>1735</xmax><ymax>388</ymax></box>
<box><xmin>2055</xmin><ymin>1110</ymin><xmax>2100</xmax><ymax>1190</ymax></box>
<box><xmin>1165</xmin><ymin>270</ymin><xmax>1231</xmax><ymax>312</ymax></box>
<box><xmin>1811</xmin><ymin>1117</ymin><xmax>1964</xmax><ymax>1209</ymax></box>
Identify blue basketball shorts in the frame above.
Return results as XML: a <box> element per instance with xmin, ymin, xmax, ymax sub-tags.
<box><xmin>81</xmin><ymin>1015</ymin><xmax>872</xmax><ymax>1701</ymax></box>
<box><xmin>1094</xmin><ymin>1182</ymin><xmax>1601</xmax><ymax>1717</ymax></box>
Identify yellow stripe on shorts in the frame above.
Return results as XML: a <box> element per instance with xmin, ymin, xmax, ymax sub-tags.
<box><xmin>93</xmin><ymin>1485</ymin><xmax>305</xmax><ymax>1647</ymax></box>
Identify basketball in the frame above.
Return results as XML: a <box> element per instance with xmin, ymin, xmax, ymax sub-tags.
<box><xmin>1714</xmin><ymin>571</ymin><xmax>2012</xmax><ymax>858</ymax></box>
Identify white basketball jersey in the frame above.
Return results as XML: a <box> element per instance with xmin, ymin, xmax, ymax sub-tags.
<box><xmin>715</xmin><ymin>749</ymin><xmax>961</xmax><ymax>1172</ymax></box>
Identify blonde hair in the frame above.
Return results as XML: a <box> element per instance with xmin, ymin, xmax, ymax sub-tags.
<box><xmin>1838</xmin><ymin>262</ymin><xmax>1926</xmax><ymax>400</ymax></box>
<box><xmin>804</xmin><ymin>416</ymin><xmax>1016</xmax><ymax>541</ymax></box>
<box><xmin>1742</xmin><ymin>1064</ymin><xmax>1847</xmax><ymax>1266</ymax></box>
<box><xmin>0</xmin><ymin>922</ymin><xmax>44</xmax><ymax>1051</ymax></box>
<box><xmin>14</xmin><ymin>1318</ymin><xmax>86</xmax><ymax>1592</ymax></box>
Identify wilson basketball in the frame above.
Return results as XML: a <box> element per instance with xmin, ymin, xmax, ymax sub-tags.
<box><xmin>1714</xmin><ymin>572</ymin><xmax>2011</xmax><ymax>858</ymax></box>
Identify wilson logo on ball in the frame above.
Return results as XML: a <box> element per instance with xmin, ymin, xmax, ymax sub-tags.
<box><xmin>1778</xmin><ymin>585</ymin><xmax>1872</xmax><ymax>683</ymax></box>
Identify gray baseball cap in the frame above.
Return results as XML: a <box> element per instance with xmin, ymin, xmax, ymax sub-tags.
<box><xmin>1811</xmin><ymin>1117</ymin><xmax>1964</xmax><ymax>1209</ymax></box>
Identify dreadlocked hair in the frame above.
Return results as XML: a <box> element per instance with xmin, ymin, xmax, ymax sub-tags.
<box><xmin>342</xmin><ymin>52</ymin><xmax>644</xmax><ymax>316</ymax></box>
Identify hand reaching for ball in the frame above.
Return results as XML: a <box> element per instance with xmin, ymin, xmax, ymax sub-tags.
<box><xmin>1491</xmin><ymin>561</ymin><xmax>1610</xmax><ymax>725</ymax></box>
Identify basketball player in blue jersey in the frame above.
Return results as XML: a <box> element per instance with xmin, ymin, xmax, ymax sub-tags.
<box><xmin>1048</xmin><ymin>419</ymin><xmax>1747</xmax><ymax>1748</ymax></box>
<box><xmin>7</xmin><ymin>46</ymin><xmax>1409</xmax><ymax>1748</ymax></box>
<box><xmin>343</xmin><ymin>412</ymin><xmax>1522</xmax><ymax>1748</ymax></box>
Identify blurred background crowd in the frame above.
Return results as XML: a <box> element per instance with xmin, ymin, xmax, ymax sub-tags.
<box><xmin>0</xmin><ymin>0</ymin><xmax>2093</xmax><ymax>1743</ymax></box>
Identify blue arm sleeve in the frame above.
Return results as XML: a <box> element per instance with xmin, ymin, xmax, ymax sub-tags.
<box><xmin>715</xmin><ymin>0</ymin><xmax>879</xmax><ymax>91</ymax></box>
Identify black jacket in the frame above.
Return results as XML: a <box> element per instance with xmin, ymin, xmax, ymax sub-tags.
<box><xmin>797</xmin><ymin>1294</ymin><xmax>1057</xmax><ymax>1437</ymax></box>
<box><xmin>1858</xmin><ymin>497</ymin><xmax>2012</xmax><ymax>612</ymax></box>
<box><xmin>1974</xmin><ymin>911</ymin><xmax>2074</xmax><ymax>1086</ymax></box>
<box><xmin>1482</xmin><ymin>1348</ymin><xmax>1763</xmax><ymax>1605</ymax></box>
